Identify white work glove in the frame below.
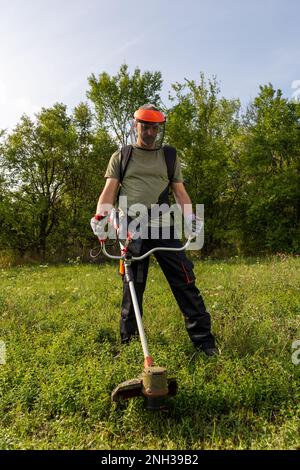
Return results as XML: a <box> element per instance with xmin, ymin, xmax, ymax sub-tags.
<box><xmin>108</xmin><ymin>207</ymin><xmax>119</xmax><ymax>230</ymax></box>
<box><xmin>185</xmin><ymin>214</ymin><xmax>203</xmax><ymax>238</ymax></box>
<box><xmin>90</xmin><ymin>214</ymin><xmax>109</xmax><ymax>242</ymax></box>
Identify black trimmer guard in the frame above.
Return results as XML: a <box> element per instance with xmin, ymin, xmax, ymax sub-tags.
<box><xmin>111</xmin><ymin>366</ymin><xmax>177</xmax><ymax>410</ymax></box>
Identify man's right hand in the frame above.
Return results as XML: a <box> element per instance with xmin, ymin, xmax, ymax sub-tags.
<box><xmin>90</xmin><ymin>214</ymin><xmax>109</xmax><ymax>242</ymax></box>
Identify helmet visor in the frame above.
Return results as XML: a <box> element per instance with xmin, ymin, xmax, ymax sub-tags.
<box><xmin>130</xmin><ymin>120</ymin><xmax>165</xmax><ymax>150</ymax></box>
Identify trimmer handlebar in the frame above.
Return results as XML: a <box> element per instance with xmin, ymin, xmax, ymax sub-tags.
<box><xmin>101</xmin><ymin>235</ymin><xmax>195</xmax><ymax>260</ymax></box>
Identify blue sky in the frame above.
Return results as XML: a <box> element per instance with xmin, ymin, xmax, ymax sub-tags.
<box><xmin>0</xmin><ymin>0</ymin><xmax>299</xmax><ymax>129</ymax></box>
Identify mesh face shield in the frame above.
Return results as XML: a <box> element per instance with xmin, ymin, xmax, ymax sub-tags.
<box><xmin>130</xmin><ymin>108</ymin><xmax>166</xmax><ymax>150</ymax></box>
<box><xmin>130</xmin><ymin>120</ymin><xmax>165</xmax><ymax>150</ymax></box>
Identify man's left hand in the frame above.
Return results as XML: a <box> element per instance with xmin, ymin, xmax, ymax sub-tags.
<box><xmin>185</xmin><ymin>214</ymin><xmax>203</xmax><ymax>238</ymax></box>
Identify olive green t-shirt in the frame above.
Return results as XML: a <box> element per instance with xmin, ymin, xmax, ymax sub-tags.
<box><xmin>104</xmin><ymin>146</ymin><xmax>183</xmax><ymax>227</ymax></box>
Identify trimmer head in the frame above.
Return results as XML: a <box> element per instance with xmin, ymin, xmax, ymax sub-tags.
<box><xmin>111</xmin><ymin>366</ymin><xmax>177</xmax><ymax>410</ymax></box>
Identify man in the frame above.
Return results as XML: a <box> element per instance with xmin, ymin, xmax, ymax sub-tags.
<box><xmin>91</xmin><ymin>104</ymin><xmax>218</xmax><ymax>357</ymax></box>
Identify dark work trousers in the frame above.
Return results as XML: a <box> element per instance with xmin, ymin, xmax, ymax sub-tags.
<box><xmin>120</xmin><ymin>226</ymin><xmax>216</xmax><ymax>349</ymax></box>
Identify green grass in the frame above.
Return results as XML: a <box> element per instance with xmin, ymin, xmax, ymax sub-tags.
<box><xmin>0</xmin><ymin>256</ymin><xmax>299</xmax><ymax>449</ymax></box>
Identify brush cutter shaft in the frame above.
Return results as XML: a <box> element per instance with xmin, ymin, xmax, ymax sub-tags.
<box><xmin>128</xmin><ymin>280</ymin><xmax>150</xmax><ymax>359</ymax></box>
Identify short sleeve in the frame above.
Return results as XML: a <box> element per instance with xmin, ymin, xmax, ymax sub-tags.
<box><xmin>104</xmin><ymin>150</ymin><xmax>121</xmax><ymax>180</ymax></box>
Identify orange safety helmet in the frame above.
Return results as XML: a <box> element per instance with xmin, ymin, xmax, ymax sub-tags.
<box><xmin>133</xmin><ymin>108</ymin><xmax>166</xmax><ymax>124</ymax></box>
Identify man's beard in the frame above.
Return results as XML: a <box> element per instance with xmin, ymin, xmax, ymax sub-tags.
<box><xmin>141</xmin><ymin>134</ymin><xmax>156</xmax><ymax>147</ymax></box>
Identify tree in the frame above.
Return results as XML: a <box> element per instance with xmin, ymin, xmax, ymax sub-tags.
<box><xmin>166</xmin><ymin>73</ymin><xmax>241</xmax><ymax>255</ymax></box>
<box><xmin>239</xmin><ymin>84</ymin><xmax>300</xmax><ymax>253</ymax></box>
<box><xmin>0</xmin><ymin>102</ymin><xmax>117</xmax><ymax>260</ymax></box>
<box><xmin>61</xmin><ymin>102</ymin><xmax>117</xmax><ymax>255</ymax></box>
<box><xmin>87</xmin><ymin>64</ymin><xmax>163</xmax><ymax>145</ymax></box>
<box><xmin>0</xmin><ymin>104</ymin><xmax>76</xmax><ymax>257</ymax></box>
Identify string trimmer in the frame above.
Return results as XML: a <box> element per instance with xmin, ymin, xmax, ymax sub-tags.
<box><xmin>92</xmin><ymin>211</ymin><xmax>194</xmax><ymax>410</ymax></box>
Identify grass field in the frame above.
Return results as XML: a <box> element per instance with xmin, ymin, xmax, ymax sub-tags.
<box><xmin>0</xmin><ymin>256</ymin><xmax>299</xmax><ymax>450</ymax></box>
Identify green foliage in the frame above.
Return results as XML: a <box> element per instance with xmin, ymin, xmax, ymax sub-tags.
<box><xmin>0</xmin><ymin>103</ymin><xmax>116</xmax><ymax>260</ymax></box>
<box><xmin>0</xmin><ymin>259</ymin><xmax>299</xmax><ymax>449</ymax></box>
<box><xmin>166</xmin><ymin>74</ymin><xmax>242</xmax><ymax>254</ymax></box>
<box><xmin>0</xmin><ymin>104</ymin><xmax>76</xmax><ymax>256</ymax></box>
<box><xmin>53</xmin><ymin>103</ymin><xmax>117</xmax><ymax>258</ymax></box>
<box><xmin>237</xmin><ymin>84</ymin><xmax>300</xmax><ymax>254</ymax></box>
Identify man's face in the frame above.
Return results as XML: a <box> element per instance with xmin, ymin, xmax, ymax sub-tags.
<box><xmin>136</xmin><ymin>121</ymin><xmax>159</xmax><ymax>149</ymax></box>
